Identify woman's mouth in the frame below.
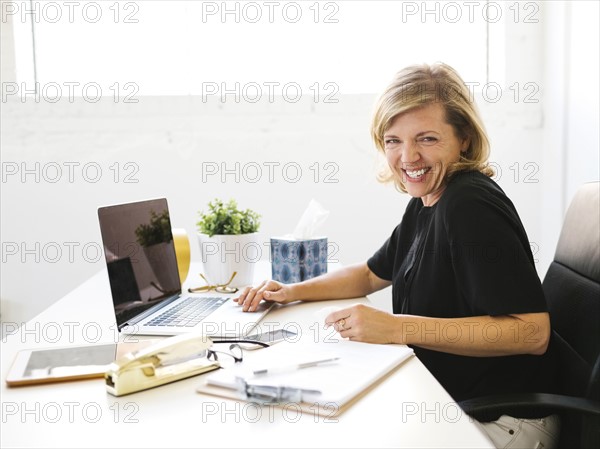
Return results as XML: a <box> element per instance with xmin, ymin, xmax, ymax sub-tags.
<box><xmin>404</xmin><ymin>167</ymin><xmax>431</xmax><ymax>181</ymax></box>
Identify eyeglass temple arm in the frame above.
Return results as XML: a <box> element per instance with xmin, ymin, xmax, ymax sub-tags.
<box><xmin>222</xmin><ymin>271</ymin><xmax>237</xmax><ymax>286</ymax></box>
<box><xmin>211</xmin><ymin>339</ymin><xmax>270</xmax><ymax>348</ymax></box>
<box><xmin>197</xmin><ymin>271</ymin><xmax>236</xmax><ymax>287</ymax></box>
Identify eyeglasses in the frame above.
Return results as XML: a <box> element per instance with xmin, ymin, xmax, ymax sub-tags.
<box><xmin>207</xmin><ymin>340</ymin><xmax>270</xmax><ymax>368</ymax></box>
<box><xmin>187</xmin><ymin>272</ymin><xmax>239</xmax><ymax>294</ymax></box>
<box><xmin>206</xmin><ymin>343</ymin><xmax>243</xmax><ymax>368</ymax></box>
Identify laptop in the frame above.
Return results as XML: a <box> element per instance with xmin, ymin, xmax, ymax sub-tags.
<box><xmin>98</xmin><ymin>198</ymin><xmax>273</xmax><ymax>337</ymax></box>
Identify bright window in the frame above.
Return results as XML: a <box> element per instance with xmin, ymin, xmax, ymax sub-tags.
<box><xmin>7</xmin><ymin>0</ymin><xmax>513</xmax><ymax>97</ymax></box>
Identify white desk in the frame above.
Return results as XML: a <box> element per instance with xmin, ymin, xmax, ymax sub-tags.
<box><xmin>1</xmin><ymin>263</ymin><xmax>493</xmax><ymax>448</ymax></box>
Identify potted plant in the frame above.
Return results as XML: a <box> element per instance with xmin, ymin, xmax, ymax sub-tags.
<box><xmin>196</xmin><ymin>199</ymin><xmax>261</xmax><ymax>288</ymax></box>
<box><xmin>135</xmin><ymin>210</ymin><xmax>180</xmax><ymax>294</ymax></box>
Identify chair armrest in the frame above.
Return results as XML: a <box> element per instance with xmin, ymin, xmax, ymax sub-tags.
<box><xmin>459</xmin><ymin>393</ymin><xmax>600</xmax><ymax>422</ymax></box>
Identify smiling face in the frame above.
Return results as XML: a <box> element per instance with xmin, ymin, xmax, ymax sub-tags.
<box><xmin>383</xmin><ymin>102</ymin><xmax>469</xmax><ymax>207</ymax></box>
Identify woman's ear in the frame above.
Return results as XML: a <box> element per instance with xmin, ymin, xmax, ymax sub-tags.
<box><xmin>461</xmin><ymin>137</ymin><xmax>470</xmax><ymax>153</ymax></box>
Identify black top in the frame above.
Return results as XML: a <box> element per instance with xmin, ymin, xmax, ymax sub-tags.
<box><xmin>368</xmin><ymin>171</ymin><xmax>557</xmax><ymax>408</ymax></box>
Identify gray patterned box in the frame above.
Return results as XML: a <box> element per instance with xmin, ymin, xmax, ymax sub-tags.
<box><xmin>270</xmin><ymin>237</ymin><xmax>328</xmax><ymax>284</ymax></box>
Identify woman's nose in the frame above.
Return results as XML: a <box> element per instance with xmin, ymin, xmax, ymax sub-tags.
<box><xmin>400</xmin><ymin>142</ymin><xmax>420</xmax><ymax>164</ymax></box>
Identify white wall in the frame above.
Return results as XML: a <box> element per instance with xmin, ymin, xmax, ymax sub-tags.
<box><xmin>539</xmin><ymin>0</ymin><xmax>600</xmax><ymax>273</ymax></box>
<box><xmin>0</xmin><ymin>0</ymin><xmax>16</xmax><ymax>83</ymax></box>
<box><xmin>1</xmin><ymin>1</ymin><xmax>598</xmax><ymax>325</ymax></box>
<box><xmin>564</xmin><ymin>2</ymin><xmax>600</xmax><ymax>204</ymax></box>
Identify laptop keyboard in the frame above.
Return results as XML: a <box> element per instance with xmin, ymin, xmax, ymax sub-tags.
<box><xmin>145</xmin><ymin>296</ymin><xmax>227</xmax><ymax>327</ymax></box>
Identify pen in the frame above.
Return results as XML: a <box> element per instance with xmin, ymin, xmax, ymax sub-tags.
<box><xmin>252</xmin><ymin>357</ymin><xmax>340</xmax><ymax>376</ymax></box>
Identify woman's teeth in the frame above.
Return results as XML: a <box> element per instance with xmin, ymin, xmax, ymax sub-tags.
<box><xmin>406</xmin><ymin>168</ymin><xmax>428</xmax><ymax>179</ymax></box>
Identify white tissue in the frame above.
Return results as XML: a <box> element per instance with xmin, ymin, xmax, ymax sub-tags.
<box><xmin>292</xmin><ymin>199</ymin><xmax>329</xmax><ymax>240</ymax></box>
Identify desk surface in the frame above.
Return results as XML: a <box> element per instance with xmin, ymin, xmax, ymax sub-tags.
<box><xmin>1</xmin><ymin>263</ymin><xmax>493</xmax><ymax>448</ymax></box>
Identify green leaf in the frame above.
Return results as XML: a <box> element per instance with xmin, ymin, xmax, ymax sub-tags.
<box><xmin>196</xmin><ymin>198</ymin><xmax>261</xmax><ymax>237</ymax></box>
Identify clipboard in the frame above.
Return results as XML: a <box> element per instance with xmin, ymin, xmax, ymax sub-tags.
<box><xmin>196</xmin><ymin>339</ymin><xmax>414</xmax><ymax>417</ymax></box>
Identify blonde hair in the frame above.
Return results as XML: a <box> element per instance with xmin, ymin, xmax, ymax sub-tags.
<box><xmin>371</xmin><ymin>62</ymin><xmax>494</xmax><ymax>192</ymax></box>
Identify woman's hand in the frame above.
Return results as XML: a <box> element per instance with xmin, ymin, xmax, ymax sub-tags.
<box><xmin>233</xmin><ymin>280</ymin><xmax>294</xmax><ymax>312</ymax></box>
<box><xmin>324</xmin><ymin>304</ymin><xmax>401</xmax><ymax>344</ymax></box>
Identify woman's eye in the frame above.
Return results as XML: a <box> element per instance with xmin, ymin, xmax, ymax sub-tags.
<box><xmin>420</xmin><ymin>136</ymin><xmax>437</xmax><ymax>143</ymax></box>
<box><xmin>384</xmin><ymin>139</ymin><xmax>400</xmax><ymax>145</ymax></box>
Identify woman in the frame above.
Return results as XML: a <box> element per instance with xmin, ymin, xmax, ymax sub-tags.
<box><xmin>234</xmin><ymin>63</ymin><xmax>559</xmax><ymax>448</ymax></box>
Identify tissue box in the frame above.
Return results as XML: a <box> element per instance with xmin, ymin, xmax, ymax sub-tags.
<box><xmin>270</xmin><ymin>237</ymin><xmax>328</xmax><ymax>284</ymax></box>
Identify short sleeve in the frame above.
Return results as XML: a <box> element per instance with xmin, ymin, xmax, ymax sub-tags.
<box><xmin>367</xmin><ymin>225</ymin><xmax>400</xmax><ymax>282</ymax></box>
<box><xmin>443</xmin><ymin>192</ymin><xmax>547</xmax><ymax>316</ymax></box>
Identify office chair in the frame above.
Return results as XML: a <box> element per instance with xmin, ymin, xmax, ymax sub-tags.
<box><xmin>460</xmin><ymin>182</ymin><xmax>600</xmax><ymax>449</ymax></box>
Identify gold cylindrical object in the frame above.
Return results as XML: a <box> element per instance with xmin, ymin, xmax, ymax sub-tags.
<box><xmin>172</xmin><ymin>228</ymin><xmax>191</xmax><ymax>285</ymax></box>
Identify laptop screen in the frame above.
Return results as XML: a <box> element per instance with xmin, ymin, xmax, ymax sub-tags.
<box><xmin>98</xmin><ymin>198</ymin><xmax>181</xmax><ymax>328</ymax></box>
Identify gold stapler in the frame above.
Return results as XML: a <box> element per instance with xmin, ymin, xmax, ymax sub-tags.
<box><xmin>106</xmin><ymin>333</ymin><xmax>220</xmax><ymax>396</ymax></box>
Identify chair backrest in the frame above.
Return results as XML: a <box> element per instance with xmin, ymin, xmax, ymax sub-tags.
<box><xmin>542</xmin><ymin>182</ymin><xmax>600</xmax><ymax>448</ymax></box>
<box><xmin>543</xmin><ymin>182</ymin><xmax>600</xmax><ymax>384</ymax></box>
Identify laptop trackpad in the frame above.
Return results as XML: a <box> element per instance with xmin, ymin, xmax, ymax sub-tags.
<box><xmin>197</xmin><ymin>297</ymin><xmax>273</xmax><ymax>337</ymax></box>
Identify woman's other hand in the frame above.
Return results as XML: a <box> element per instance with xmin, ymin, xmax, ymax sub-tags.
<box><xmin>324</xmin><ymin>304</ymin><xmax>401</xmax><ymax>344</ymax></box>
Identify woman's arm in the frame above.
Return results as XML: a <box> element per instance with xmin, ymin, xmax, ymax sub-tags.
<box><xmin>326</xmin><ymin>304</ymin><xmax>551</xmax><ymax>356</ymax></box>
<box><xmin>234</xmin><ymin>263</ymin><xmax>391</xmax><ymax>312</ymax></box>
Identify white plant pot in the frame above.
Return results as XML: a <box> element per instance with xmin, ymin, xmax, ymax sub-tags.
<box><xmin>197</xmin><ymin>232</ymin><xmax>261</xmax><ymax>287</ymax></box>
